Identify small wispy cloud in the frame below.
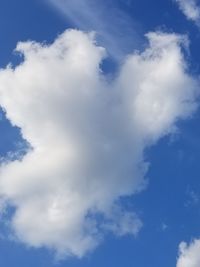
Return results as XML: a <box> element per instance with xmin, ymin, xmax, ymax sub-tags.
<box><xmin>185</xmin><ymin>188</ymin><xmax>199</xmax><ymax>207</ymax></box>
<box><xmin>161</xmin><ymin>223</ymin><xmax>168</xmax><ymax>231</ymax></box>
<box><xmin>46</xmin><ymin>0</ymin><xmax>142</xmax><ymax>61</ymax></box>
<box><xmin>175</xmin><ymin>0</ymin><xmax>200</xmax><ymax>25</ymax></box>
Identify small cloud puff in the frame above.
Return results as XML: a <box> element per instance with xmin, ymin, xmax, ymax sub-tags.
<box><xmin>177</xmin><ymin>239</ymin><xmax>200</xmax><ymax>267</ymax></box>
<box><xmin>175</xmin><ymin>0</ymin><xmax>200</xmax><ymax>25</ymax></box>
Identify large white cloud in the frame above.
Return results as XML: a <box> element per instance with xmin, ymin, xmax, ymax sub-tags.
<box><xmin>177</xmin><ymin>240</ymin><xmax>200</xmax><ymax>267</ymax></box>
<box><xmin>0</xmin><ymin>29</ymin><xmax>198</xmax><ymax>258</ymax></box>
<box><xmin>175</xmin><ymin>0</ymin><xmax>200</xmax><ymax>24</ymax></box>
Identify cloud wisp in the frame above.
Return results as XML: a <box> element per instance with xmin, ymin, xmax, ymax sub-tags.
<box><xmin>47</xmin><ymin>0</ymin><xmax>141</xmax><ymax>61</ymax></box>
<box><xmin>0</xmin><ymin>29</ymin><xmax>198</xmax><ymax>258</ymax></box>
<box><xmin>175</xmin><ymin>0</ymin><xmax>200</xmax><ymax>25</ymax></box>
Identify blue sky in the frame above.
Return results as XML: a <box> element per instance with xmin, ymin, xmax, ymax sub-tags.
<box><xmin>0</xmin><ymin>0</ymin><xmax>200</xmax><ymax>267</ymax></box>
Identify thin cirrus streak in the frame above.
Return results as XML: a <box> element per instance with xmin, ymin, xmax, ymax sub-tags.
<box><xmin>46</xmin><ymin>0</ymin><xmax>142</xmax><ymax>61</ymax></box>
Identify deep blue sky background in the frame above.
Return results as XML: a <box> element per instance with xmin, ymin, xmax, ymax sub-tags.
<box><xmin>0</xmin><ymin>0</ymin><xmax>200</xmax><ymax>266</ymax></box>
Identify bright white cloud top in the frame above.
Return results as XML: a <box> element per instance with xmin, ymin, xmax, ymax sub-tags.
<box><xmin>0</xmin><ymin>30</ymin><xmax>198</xmax><ymax>258</ymax></box>
<box><xmin>176</xmin><ymin>0</ymin><xmax>200</xmax><ymax>24</ymax></box>
<box><xmin>177</xmin><ymin>240</ymin><xmax>200</xmax><ymax>267</ymax></box>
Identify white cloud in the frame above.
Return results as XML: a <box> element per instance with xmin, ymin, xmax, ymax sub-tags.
<box><xmin>0</xmin><ymin>29</ymin><xmax>198</xmax><ymax>258</ymax></box>
<box><xmin>177</xmin><ymin>239</ymin><xmax>200</xmax><ymax>267</ymax></box>
<box><xmin>175</xmin><ymin>0</ymin><xmax>200</xmax><ymax>24</ymax></box>
<box><xmin>101</xmin><ymin>206</ymin><xmax>143</xmax><ymax>237</ymax></box>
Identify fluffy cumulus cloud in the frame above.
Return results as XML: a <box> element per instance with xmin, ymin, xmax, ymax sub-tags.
<box><xmin>0</xmin><ymin>29</ymin><xmax>198</xmax><ymax>258</ymax></box>
<box><xmin>177</xmin><ymin>240</ymin><xmax>200</xmax><ymax>267</ymax></box>
<box><xmin>175</xmin><ymin>0</ymin><xmax>200</xmax><ymax>24</ymax></box>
